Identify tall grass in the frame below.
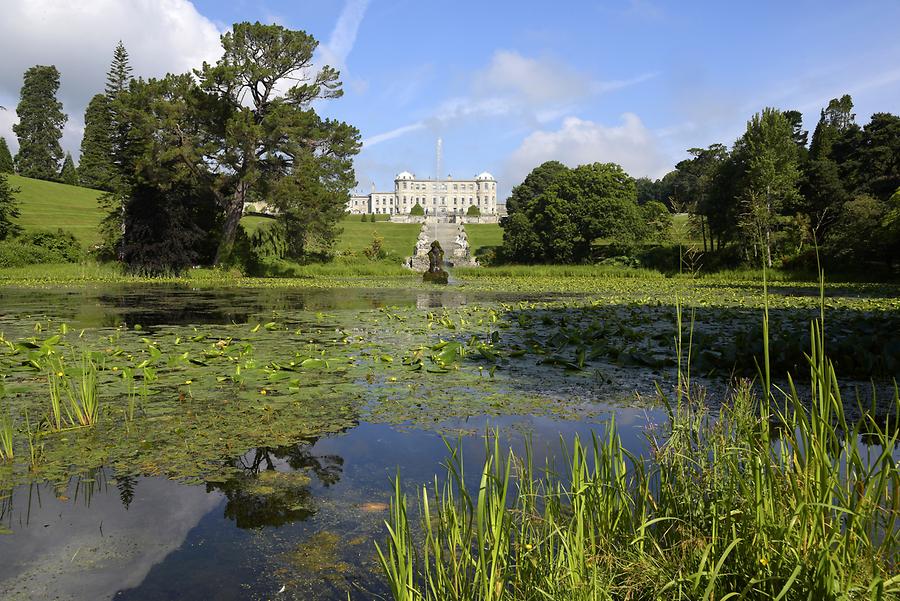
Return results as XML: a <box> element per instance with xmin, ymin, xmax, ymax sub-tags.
<box><xmin>378</xmin><ymin>281</ymin><xmax>900</xmax><ymax>599</ymax></box>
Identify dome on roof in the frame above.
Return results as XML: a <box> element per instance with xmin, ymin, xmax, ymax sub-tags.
<box><xmin>395</xmin><ymin>171</ymin><xmax>415</xmax><ymax>180</ymax></box>
<box><xmin>475</xmin><ymin>171</ymin><xmax>495</xmax><ymax>181</ymax></box>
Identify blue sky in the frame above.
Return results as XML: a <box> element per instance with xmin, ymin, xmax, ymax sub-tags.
<box><xmin>1</xmin><ymin>0</ymin><xmax>899</xmax><ymax>200</ymax></box>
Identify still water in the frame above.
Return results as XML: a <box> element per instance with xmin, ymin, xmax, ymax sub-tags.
<box><xmin>0</xmin><ymin>285</ymin><xmax>663</xmax><ymax>600</ymax></box>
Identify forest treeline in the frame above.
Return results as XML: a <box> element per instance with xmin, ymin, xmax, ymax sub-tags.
<box><xmin>0</xmin><ymin>22</ymin><xmax>361</xmax><ymax>275</ymax></box>
<box><xmin>500</xmin><ymin>97</ymin><xmax>899</xmax><ymax>273</ymax></box>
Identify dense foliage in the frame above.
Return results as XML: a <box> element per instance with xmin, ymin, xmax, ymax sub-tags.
<box><xmin>501</xmin><ymin>162</ymin><xmax>670</xmax><ymax>263</ymax></box>
<box><xmin>58</xmin><ymin>152</ymin><xmax>77</xmax><ymax>186</ymax></box>
<box><xmin>0</xmin><ymin>172</ymin><xmax>20</xmax><ymax>240</ymax></box>
<box><xmin>652</xmin><ymin>96</ymin><xmax>900</xmax><ymax>271</ymax></box>
<box><xmin>0</xmin><ymin>137</ymin><xmax>13</xmax><ymax>173</ymax></box>
<box><xmin>12</xmin><ymin>65</ymin><xmax>67</xmax><ymax>181</ymax></box>
<box><xmin>78</xmin><ymin>94</ymin><xmax>116</xmax><ymax>191</ymax></box>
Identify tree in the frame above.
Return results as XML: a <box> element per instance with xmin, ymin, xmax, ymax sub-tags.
<box><xmin>466</xmin><ymin>204</ymin><xmax>481</xmax><ymax>217</ymax></box>
<box><xmin>0</xmin><ymin>172</ymin><xmax>20</xmax><ymax>240</ymax></box>
<box><xmin>500</xmin><ymin>162</ymin><xmax>651</xmax><ymax>264</ymax></box>
<box><xmin>59</xmin><ymin>152</ymin><xmax>77</xmax><ymax>185</ymax></box>
<box><xmin>13</xmin><ymin>65</ymin><xmax>67</xmax><ymax>180</ymax></box>
<box><xmin>505</xmin><ymin>160</ymin><xmax>568</xmax><ymax>217</ymax></box>
<box><xmin>78</xmin><ymin>94</ymin><xmax>116</xmax><ymax>190</ymax></box>
<box><xmin>736</xmin><ymin>108</ymin><xmax>801</xmax><ymax>266</ymax></box>
<box><xmin>122</xmin><ymin>178</ymin><xmax>219</xmax><ymax>276</ymax></box>
<box><xmin>0</xmin><ymin>137</ymin><xmax>13</xmax><ymax>173</ymax></box>
<box><xmin>95</xmin><ymin>42</ymin><xmax>135</xmax><ymax>257</ymax></box>
<box><xmin>113</xmin><ymin>23</ymin><xmax>360</xmax><ymax>272</ymax></box>
<box><xmin>670</xmin><ymin>144</ymin><xmax>730</xmax><ymax>251</ymax></box>
<box><xmin>409</xmin><ymin>202</ymin><xmax>424</xmax><ymax>216</ymax></box>
<box><xmin>194</xmin><ymin>22</ymin><xmax>357</xmax><ymax>264</ymax></box>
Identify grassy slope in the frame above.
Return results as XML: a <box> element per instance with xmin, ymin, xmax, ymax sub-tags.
<box><xmin>336</xmin><ymin>219</ymin><xmax>419</xmax><ymax>257</ymax></box>
<box><xmin>239</xmin><ymin>215</ymin><xmax>420</xmax><ymax>258</ymax></box>
<box><xmin>9</xmin><ymin>175</ymin><xmax>105</xmax><ymax>246</ymax></box>
<box><xmin>465</xmin><ymin>224</ymin><xmax>503</xmax><ymax>253</ymax></box>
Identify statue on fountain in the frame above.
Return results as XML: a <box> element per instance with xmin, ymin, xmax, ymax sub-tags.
<box><xmin>422</xmin><ymin>241</ymin><xmax>449</xmax><ymax>284</ymax></box>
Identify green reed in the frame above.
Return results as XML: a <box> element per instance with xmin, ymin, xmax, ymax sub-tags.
<box><xmin>378</xmin><ymin>275</ymin><xmax>900</xmax><ymax>599</ymax></box>
<box><xmin>0</xmin><ymin>405</ymin><xmax>13</xmax><ymax>462</ymax></box>
<box><xmin>46</xmin><ymin>352</ymin><xmax>100</xmax><ymax>429</ymax></box>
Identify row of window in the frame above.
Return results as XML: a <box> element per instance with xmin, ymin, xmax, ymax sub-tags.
<box><xmin>400</xmin><ymin>182</ymin><xmax>495</xmax><ymax>191</ymax></box>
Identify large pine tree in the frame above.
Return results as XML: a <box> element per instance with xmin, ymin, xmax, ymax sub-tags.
<box><xmin>105</xmin><ymin>41</ymin><xmax>132</xmax><ymax>172</ymax></box>
<box><xmin>78</xmin><ymin>94</ymin><xmax>115</xmax><ymax>190</ymax></box>
<box><xmin>13</xmin><ymin>65</ymin><xmax>67</xmax><ymax>180</ymax></box>
<box><xmin>0</xmin><ymin>137</ymin><xmax>13</xmax><ymax>173</ymax></box>
<box><xmin>98</xmin><ymin>42</ymin><xmax>133</xmax><ymax>258</ymax></box>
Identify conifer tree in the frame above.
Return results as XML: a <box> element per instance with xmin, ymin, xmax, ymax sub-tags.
<box><xmin>0</xmin><ymin>137</ymin><xmax>13</xmax><ymax>173</ymax></box>
<box><xmin>13</xmin><ymin>65</ymin><xmax>68</xmax><ymax>180</ymax></box>
<box><xmin>59</xmin><ymin>152</ymin><xmax>77</xmax><ymax>185</ymax></box>
<box><xmin>0</xmin><ymin>172</ymin><xmax>20</xmax><ymax>240</ymax></box>
<box><xmin>105</xmin><ymin>41</ymin><xmax>132</xmax><ymax>172</ymax></box>
<box><xmin>78</xmin><ymin>94</ymin><xmax>115</xmax><ymax>190</ymax></box>
<box><xmin>98</xmin><ymin>42</ymin><xmax>133</xmax><ymax>258</ymax></box>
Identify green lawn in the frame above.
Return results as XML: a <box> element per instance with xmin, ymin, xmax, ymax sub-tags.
<box><xmin>465</xmin><ymin>223</ymin><xmax>503</xmax><ymax>253</ymax></box>
<box><xmin>336</xmin><ymin>219</ymin><xmax>419</xmax><ymax>257</ymax></box>
<box><xmin>9</xmin><ymin>174</ymin><xmax>105</xmax><ymax>246</ymax></box>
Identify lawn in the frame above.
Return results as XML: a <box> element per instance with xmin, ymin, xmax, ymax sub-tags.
<box><xmin>9</xmin><ymin>175</ymin><xmax>105</xmax><ymax>246</ymax></box>
<box><xmin>335</xmin><ymin>219</ymin><xmax>419</xmax><ymax>257</ymax></box>
<box><xmin>465</xmin><ymin>223</ymin><xmax>503</xmax><ymax>253</ymax></box>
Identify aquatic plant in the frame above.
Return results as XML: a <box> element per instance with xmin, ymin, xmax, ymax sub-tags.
<box><xmin>46</xmin><ymin>352</ymin><xmax>100</xmax><ymax>428</ymax></box>
<box><xmin>0</xmin><ymin>397</ymin><xmax>13</xmax><ymax>461</ymax></box>
<box><xmin>378</xmin><ymin>281</ymin><xmax>900</xmax><ymax>599</ymax></box>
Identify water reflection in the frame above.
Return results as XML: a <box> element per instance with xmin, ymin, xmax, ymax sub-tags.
<box><xmin>208</xmin><ymin>438</ymin><xmax>345</xmax><ymax>529</ymax></box>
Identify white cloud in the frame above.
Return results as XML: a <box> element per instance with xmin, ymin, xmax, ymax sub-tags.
<box><xmin>363</xmin><ymin>50</ymin><xmax>657</xmax><ymax>149</ymax></box>
<box><xmin>319</xmin><ymin>0</ymin><xmax>369</xmax><ymax>70</ymax></box>
<box><xmin>504</xmin><ymin>114</ymin><xmax>670</xmax><ymax>185</ymax></box>
<box><xmin>0</xmin><ymin>0</ymin><xmax>223</xmax><ymax>156</ymax></box>
<box><xmin>317</xmin><ymin>0</ymin><xmax>369</xmax><ymax>92</ymax></box>
<box><xmin>473</xmin><ymin>50</ymin><xmax>591</xmax><ymax>105</ymax></box>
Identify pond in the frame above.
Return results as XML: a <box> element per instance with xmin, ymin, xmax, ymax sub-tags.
<box><xmin>0</xmin><ymin>283</ymin><xmax>896</xmax><ymax>599</ymax></box>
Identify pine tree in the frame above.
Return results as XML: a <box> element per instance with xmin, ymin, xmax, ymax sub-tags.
<box><xmin>105</xmin><ymin>41</ymin><xmax>132</xmax><ymax>172</ymax></box>
<box><xmin>59</xmin><ymin>152</ymin><xmax>77</xmax><ymax>185</ymax></box>
<box><xmin>0</xmin><ymin>137</ymin><xmax>13</xmax><ymax>173</ymax></box>
<box><xmin>105</xmin><ymin>41</ymin><xmax>133</xmax><ymax>98</ymax></box>
<box><xmin>13</xmin><ymin>65</ymin><xmax>67</xmax><ymax>180</ymax></box>
<box><xmin>78</xmin><ymin>94</ymin><xmax>115</xmax><ymax>190</ymax></box>
<box><xmin>99</xmin><ymin>42</ymin><xmax>133</xmax><ymax>259</ymax></box>
<box><xmin>0</xmin><ymin>172</ymin><xmax>20</xmax><ymax>240</ymax></box>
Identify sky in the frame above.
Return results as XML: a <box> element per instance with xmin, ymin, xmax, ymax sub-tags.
<box><xmin>1</xmin><ymin>0</ymin><xmax>899</xmax><ymax>200</ymax></box>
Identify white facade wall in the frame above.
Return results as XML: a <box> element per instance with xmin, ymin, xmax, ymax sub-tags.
<box><xmin>347</xmin><ymin>171</ymin><xmax>498</xmax><ymax>216</ymax></box>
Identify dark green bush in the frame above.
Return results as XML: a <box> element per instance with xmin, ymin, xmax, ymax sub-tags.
<box><xmin>0</xmin><ymin>239</ymin><xmax>72</xmax><ymax>267</ymax></box>
<box><xmin>19</xmin><ymin>229</ymin><xmax>83</xmax><ymax>262</ymax></box>
<box><xmin>466</xmin><ymin>205</ymin><xmax>481</xmax><ymax>217</ymax></box>
<box><xmin>410</xmin><ymin>203</ymin><xmax>424</xmax><ymax>216</ymax></box>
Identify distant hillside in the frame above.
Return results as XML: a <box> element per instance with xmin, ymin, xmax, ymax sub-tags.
<box><xmin>8</xmin><ymin>174</ymin><xmax>105</xmax><ymax>246</ymax></box>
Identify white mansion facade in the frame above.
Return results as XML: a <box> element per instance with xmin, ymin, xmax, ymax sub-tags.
<box><xmin>347</xmin><ymin>171</ymin><xmax>498</xmax><ymax>216</ymax></box>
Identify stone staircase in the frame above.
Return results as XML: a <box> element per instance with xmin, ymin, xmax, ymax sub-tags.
<box><xmin>406</xmin><ymin>218</ymin><xmax>477</xmax><ymax>270</ymax></box>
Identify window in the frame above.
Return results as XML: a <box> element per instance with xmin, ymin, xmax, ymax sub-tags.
<box><xmin>402</xmin><ymin>182</ymin><xmax>407</xmax><ymax>189</ymax></box>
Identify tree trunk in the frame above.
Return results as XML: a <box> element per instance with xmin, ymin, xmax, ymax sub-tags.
<box><xmin>214</xmin><ymin>182</ymin><xmax>248</xmax><ymax>265</ymax></box>
<box><xmin>701</xmin><ymin>216</ymin><xmax>708</xmax><ymax>253</ymax></box>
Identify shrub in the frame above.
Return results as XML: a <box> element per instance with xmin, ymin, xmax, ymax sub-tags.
<box><xmin>466</xmin><ymin>204</ymin><xmax>481</xmax><ymax>217</ymax></box>
<box><xmin>361</xmin><ymin>213</ymin><xmax>368</xmax><ymax>222</ymax></box>
<box><xmin>19</xmin><ymin>229</ymin><xmax>82</xmax><ymax>262</ymax></box>
<box><xmin>409</xmin><ymin>203</ymin><xmax>424</xmax><ymax>216</ymax></box>
<box><xmin>0</xmin><ymin>239</ymin><xmax>70</xmax><ymax>267</ymax></box>
<box><xmin>363</xmin><ymin>231</ymin><xmax>386</xmax><ymax>260</ymax></box>
<box><xmin>369</xmin><ymin>213</ymin><xmax>377</xmax><ymax>222</ymax></box>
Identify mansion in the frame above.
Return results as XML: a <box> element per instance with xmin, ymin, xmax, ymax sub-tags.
<box><xmin>347</xmin><ymin>171</ymin><xmax>498</xmax><ymax>216</ymax></box>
